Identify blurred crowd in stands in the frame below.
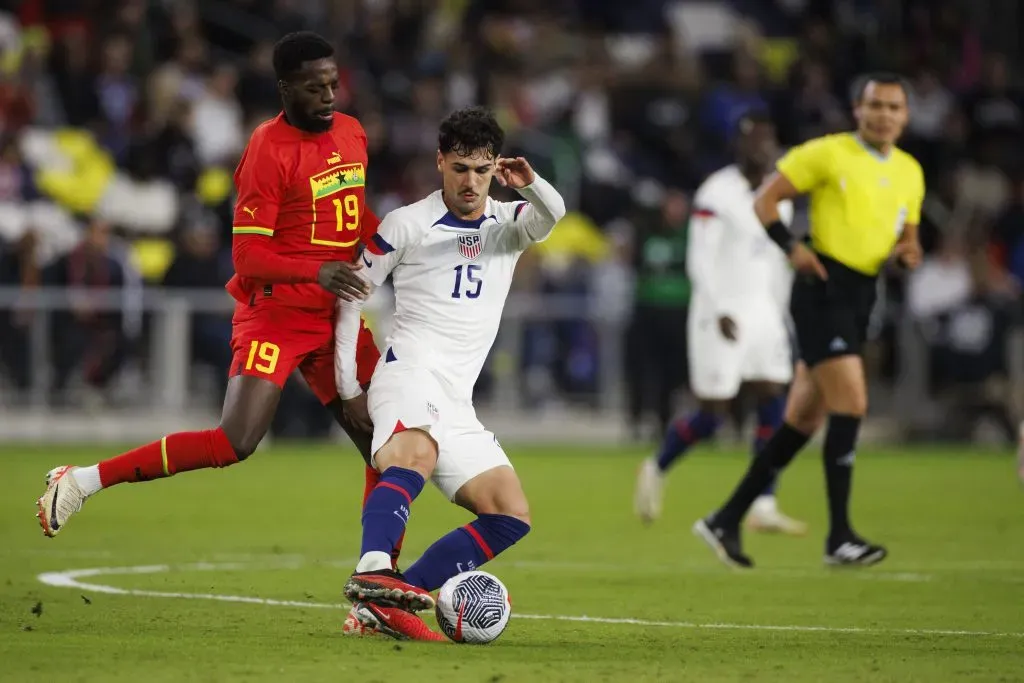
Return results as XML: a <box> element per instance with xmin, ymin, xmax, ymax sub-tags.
<box><xmin>0</xmin><ymin>0</ymin><xmax>1022</xmax><ymax>440</ymax></box>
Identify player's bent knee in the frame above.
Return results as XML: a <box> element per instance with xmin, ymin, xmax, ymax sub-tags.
<box><xmin>785</xmin><ymin>403</ymin><xmax>826</xmax><ymax>435</ymax></box>
<box><xmin>480</xmin><ymin>502</ymin><xmax>530</xmax><ymax>527</ymax></box>
<box><xmin>219</xmin><ymin>424</ymin><xmax>264</xmax><ymax>461</ymax></box>
<box><xmin>697</xmin><ymin>399</ymin><xmax>731</xmax><ymax>417</ymax></box>
<box><xmin>812</xmin><ymin>356</ymin><xmax>868</xmax><ymax>417</ymax></box>
<box><xmin>454</xmin><ymin>467</ymin><xmax>530</xmax><ymax>525</ymax></box>
<box><xmin>374</xmin><ymin>428</ymin><xmax>438</xmax><ymax>478</ymax></box>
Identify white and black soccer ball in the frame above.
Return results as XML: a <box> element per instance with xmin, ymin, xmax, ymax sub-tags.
<box><xmin>435</xmin><ymin>570</ymin><xmax>511</xmax><ymax>644</ymax></box>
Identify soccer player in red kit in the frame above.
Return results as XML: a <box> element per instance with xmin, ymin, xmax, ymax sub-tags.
<box><xmin>35</xmin><ymin>33</ymin><xmax>398</xmax><ymax>562</ymax></box>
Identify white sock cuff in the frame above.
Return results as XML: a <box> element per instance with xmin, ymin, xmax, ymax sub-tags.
<box><xmin>71</xmin><ymin>465</ymin><xmax>103</xmax><ymax>497</ymax></box>
<box><xmin>355</xmin><ymin>551</ymin><xmax>392</xmax><ymax>573</ymax></box>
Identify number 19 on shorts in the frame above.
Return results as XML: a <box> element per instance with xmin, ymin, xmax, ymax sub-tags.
<box><xmin>245</xmin><ymin>340</ymin><xmax>280</xmax><ymax>374</ymax></box>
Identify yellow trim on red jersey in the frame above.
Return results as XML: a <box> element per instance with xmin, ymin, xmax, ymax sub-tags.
<box><xmin>232</xmin><ymin>226</ymin><xmax>275</xmax><ymax>237</ymax></box>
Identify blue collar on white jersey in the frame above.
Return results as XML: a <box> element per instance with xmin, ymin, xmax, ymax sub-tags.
<box><xmin>432</xmin><ymin>210</ymin><xmax>496</xmax><ymax>230</ymax></box>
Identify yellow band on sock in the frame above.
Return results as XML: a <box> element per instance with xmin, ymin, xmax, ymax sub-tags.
<box><xmin>160</xmin><ymin>436</ymin><xmax>169</xmax><ymax>476</ymax></box>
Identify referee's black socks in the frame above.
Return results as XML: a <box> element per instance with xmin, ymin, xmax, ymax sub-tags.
<box><xmin>823</xmin><ymin>413</ymin><xmax>861</xmax><ymax>541</ymax></box>
<box><xmin>713</xmin><ymin>424</ymin><xmax>810</xmax><ymax>528</ymax></box>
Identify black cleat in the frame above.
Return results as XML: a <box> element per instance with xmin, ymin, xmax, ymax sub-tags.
<box><xmin>693</xmin><ymin>517</ymin><xmax>753</xmax><ymax>568</ymax></box>
<box><xmin>824</xmin><ymin>534</ymin><xmax>888</xmax><ymax>567</ymax></box>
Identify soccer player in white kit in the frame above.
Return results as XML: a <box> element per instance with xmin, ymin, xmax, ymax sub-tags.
<box><xmin>333</xmin><ymin>107</ymin><xmax>566</xmax><ymax>641</ymax></box>
<box><xmin>635</xmin><ymin>111</ymin><xmax>806</xmax><ymax>535</ymax></box>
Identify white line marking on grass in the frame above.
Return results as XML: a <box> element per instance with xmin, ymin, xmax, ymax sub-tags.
<box><xmin>505</xmin><ymin>560</ymin><xmax>935</xmax><ymax>583</ymax></box>
<box><xmin>35</xmin><ymin>562</ymin><xmax>1024</xmax><ymax>639</ymax></box>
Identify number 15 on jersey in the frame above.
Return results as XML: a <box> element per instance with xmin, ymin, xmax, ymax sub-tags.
<box><xmin>452</xmin><ymin>264</ymin><xmax>483</xmax><ymax>299</ymax></box>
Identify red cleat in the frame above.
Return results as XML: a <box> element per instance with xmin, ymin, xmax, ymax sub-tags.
<box><xmin>347</xmin><ymin>602</ymin><xmax>447</xmax><ymax>642</ymax></box>
<box><xmin>344</xmin><ymin>570</ymin><xmax>435</xmax><ymax>612</ymax></box>
<box><xmin>342</xmin><ymin>602</ymin><xmax>384</xmax><ymax>638</ymax></box>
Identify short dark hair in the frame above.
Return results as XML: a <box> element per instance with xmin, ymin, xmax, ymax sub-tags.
<box><xmin>438</xmin><ymin>107</ymin><xmax>505</xmax><ymax>158</ymax></box>
<box><xmin>273</xmin><ymin>31</ymin><xmax>334</xmax><ymax>81</ymax></box>
<box><xmin>849</xmin><ymin>72</ymin><xmax>910</xmax><ymax>104</ymax></box>
<box><xmin>736</xmin><ymin>108</ymin><xmax>774</xmax><ymax>135</ymax></box>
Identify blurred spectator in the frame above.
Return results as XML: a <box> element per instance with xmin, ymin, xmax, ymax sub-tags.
<box><xmin>106</xmin><ymin>0</ymin><xmax>155</xmax><ymax>79</ymax></box>
<box><xmin>238</xmin><ymin>41</ymin><xmax>279</xmax><ymax>119</ymax></box>
<box><xmin>949</xmin><ymin>138</ymin><xmax>1010</xmax><ymax>240</ymax></box>
<box><xmin>701</xmin><ymin>50</ymin><xmax>767</xmax><ymax>145</ymax></box>
<box><xmin>907</xmin><ymin>68</ymin><xmax>954</xmax><ymax>142</ymax></box>
<box><xmin>148</xmin><ymin>36</ymin><xmax>208</xmax><ymax>129</ymax></box>
<box><xmin>44</xmin><ymin>218</ymin><xmax>136</xmax><ymax>402</ymax></box>
<box><xmin>0</xmin><ymin>230</ymin><xmax>39</xmax><ymax>391</ymax></box>
<box><xmin>935</xmin><ymin>250</ymin><xmax>1018</xmax><ymax>440</ymax></box>
<box><xmin>992</xmin><ymin>174</ymin><xmax>1024</xmax><ymax>288</ymax></box>
<box><xmin>0</xmin><ymin>134</ymin><xmax>38</xmax><ymax>201</ymax></box>
<box><xmin>908</xmin><ymin>232</ymin><xmax>973</xmax><ymax>320</ymax></box>
<box><xmin>780</xmin><ymin>59</ymin><xmax>847</xmax><ymax>142</ymax></box>
<box><xmin>94</xmin><ymin>33</ymin><xmax>139</xmax><ymax>161</ymax></box>
<box><xmin>150</xmin><ymin>99</ymin><xmax>200</xmax><ymax>192</ymax></box>
<box><xmin>95</xmin><ymin>137</ymin><xmax>179</xmax><ymax>236</ymax></box>
<box><xmin>50</xmin><ymin>25</ymin><xmax>99</xmax><ymax>128</ymax></box>
<box><xmin>962</xmin><ymin>53</ymin><xmax>1023</xmax><ymax>152</ymax></box>
<box><xmin>190</xmin><ymin>64</ymin><xmax>245</xmax><ymax>167</ymax></box>
<box><xmin>162</xmin><ymin>214</ymin><xmax>232</xmax><ymax>394</ymax></box>
<box><xmin>624</xmin><ymin>187</ymin><xmax>691</xmax><ymax>439</ymax></box>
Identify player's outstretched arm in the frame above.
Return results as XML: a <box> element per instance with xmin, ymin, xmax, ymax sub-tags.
<box><xmin>335</xmin><ymin>212</ymin><xmax>414</xmax><ymax>400</ymax></box>
<box><xmin>495</xmin><ymin>157</ymin><xmax>566</xmax><ymax>244</ymax></box>
<box><xmin>334</xmin><ymin>266</ymin><xmax>375</xmax><ymax>431</ymax></box>
<box><xmin>334</xmin><ymin>267</ymin><xmax>375</xmax><ymax>400</ymax></box>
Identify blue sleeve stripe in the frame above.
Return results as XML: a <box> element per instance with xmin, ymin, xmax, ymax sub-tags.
<box><xmin>369</xmin><ymin>232</ymin><xmax>396</xmax><ymax>254</ymax></box>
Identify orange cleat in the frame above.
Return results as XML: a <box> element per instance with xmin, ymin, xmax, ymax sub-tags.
<box><xmin>346</xmin><ymin>602</ymin><xmax>447</xmax><ymax>642</ymax></box>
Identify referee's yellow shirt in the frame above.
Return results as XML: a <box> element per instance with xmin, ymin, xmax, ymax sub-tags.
<box><xmin>776</xmin><ymin>132</ymin><xmax>925</xmax><ymax>276</ymax></box>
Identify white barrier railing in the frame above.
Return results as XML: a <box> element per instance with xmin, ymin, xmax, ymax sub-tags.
<box><xmin>0</xmin><ymin>286</ymin><xmax>1019</xmax><ymax>443</ymax></box>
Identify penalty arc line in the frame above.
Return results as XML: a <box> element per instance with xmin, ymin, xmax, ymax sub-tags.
<box><xmin>35</xmin><ymin>562</ymin><xmax>1024</xmax><ymax>640</ymax></box>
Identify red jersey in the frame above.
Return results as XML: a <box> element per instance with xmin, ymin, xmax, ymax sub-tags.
<box><xmin>225</xmin><ymin>112</ymin><xmax>377</xmax><ymax>311</ymax></box>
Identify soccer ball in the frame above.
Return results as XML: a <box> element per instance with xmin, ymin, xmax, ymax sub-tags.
<box><xmin>434</xmin><ymin>570</ymin><xmax>511</xmax><ymax>644</ymax></box>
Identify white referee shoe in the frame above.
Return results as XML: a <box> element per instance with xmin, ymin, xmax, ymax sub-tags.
<box><xmin>36</xmin><ymin>466</ymin><xmax>87</xmax><ymax>537</ymax></box>
<box><xmin>634</xmin><ymin>457</ymin><xmax>664</xmax><ymax>524</ymax></box>
<box><xmin>746</xmin><ymin>495</ymin><xmax>808</xmax><ymax>536</ymax></box>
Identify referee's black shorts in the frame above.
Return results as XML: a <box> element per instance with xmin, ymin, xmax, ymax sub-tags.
<box><xmin>790</xmin><ymin>252</ymin><xmax>877</xmax><ymax>368</ymax></box>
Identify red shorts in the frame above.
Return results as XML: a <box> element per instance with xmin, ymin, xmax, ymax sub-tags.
<box><xmin>229</xmin><ymin>301</ymin><xmax>381</xmax><ymax>405</ymax></box>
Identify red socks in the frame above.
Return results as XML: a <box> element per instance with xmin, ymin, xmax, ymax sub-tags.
<box><xmin>96</xmin><ymin>436</ymin><xmax>404</xmax><ymax>570</ymax></box>
<box><xmin>98</xmin><ymin>428</ymin><xmax>239</xmax><ymax>488</ymax></box>
<box><xmin>362</xmin><ymin>465</ymin><xmax>404</xmax><ymax>569</ymax></box>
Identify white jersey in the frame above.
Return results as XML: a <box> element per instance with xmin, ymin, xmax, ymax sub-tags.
<box><xmin>687</xmin><ymin>165</ymin><xmax>794</xmax><ymax>315</ymax></box>
<box><xmin>334</xmin><ymin>175</ymin><xmax>566</xmax><ymax>402</ymax></box>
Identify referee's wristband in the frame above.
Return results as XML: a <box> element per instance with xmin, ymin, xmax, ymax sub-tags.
<box><xmin>765</xmin><ymin>220</ymin><xmax>796</xmax><ymax>254</ymax></box>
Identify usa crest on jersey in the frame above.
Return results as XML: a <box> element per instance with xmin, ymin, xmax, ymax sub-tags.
<box><xmin>458</xmin><ymin>234</ymin><xmax>483</xmax><ymax>260</ymax></box>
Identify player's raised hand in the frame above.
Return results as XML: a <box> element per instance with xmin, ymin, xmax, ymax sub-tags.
<box><xmin>789</xmin><ymin>243</ymin><xmax>828</xmax><ymax>281</ymax></box>
<box><xmin>318</xmin><ymin>262</ymin><xmax>369</xmax><ymax>301</ymax></box>
<box><xmin>495</xmin><ymin>157</ymin><xmax>536</xmax><ymax>189</ymax></box>
<box><xmin>717</xmin><ymin>316</ymin><xmax>739</xmax><ymax>342</ymax></box>
<box><xmin>892</xmin><ymin>240</ymin><xmax>923</xmax><ymax>270</ymax></box>
<box><xmin>342</xmin><ymin>392</ymin><xmax>373</xmax><ymax>434</ymax></box>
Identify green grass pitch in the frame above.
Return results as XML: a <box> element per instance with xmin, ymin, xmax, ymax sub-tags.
<box><xmin>2</xmin><ymin>443</ymin><xmax>1023</xmax><ymax>682</ymax></box>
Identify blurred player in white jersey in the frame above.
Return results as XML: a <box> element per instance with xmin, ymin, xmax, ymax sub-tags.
<box><xmin>635</xmin><ymin>110</ymin><xmax>806</xmax><ymax>535</ymax></box>
<box><xmin>332</xmin><ymin>107</ymin><xmax>565</xmax><ymax>641</ymax></box>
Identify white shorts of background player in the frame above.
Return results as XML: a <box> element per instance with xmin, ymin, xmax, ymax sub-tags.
<box><xmin>687</xmin><ymin>297</ymin><xmax>793</xmax><ymax>401</ymax></box>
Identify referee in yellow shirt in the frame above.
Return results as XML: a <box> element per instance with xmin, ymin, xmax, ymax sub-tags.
<box><xmin>694</xmin><ymin>73</ymin><xmax>925</xmax><ymax>568</ymax></box>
